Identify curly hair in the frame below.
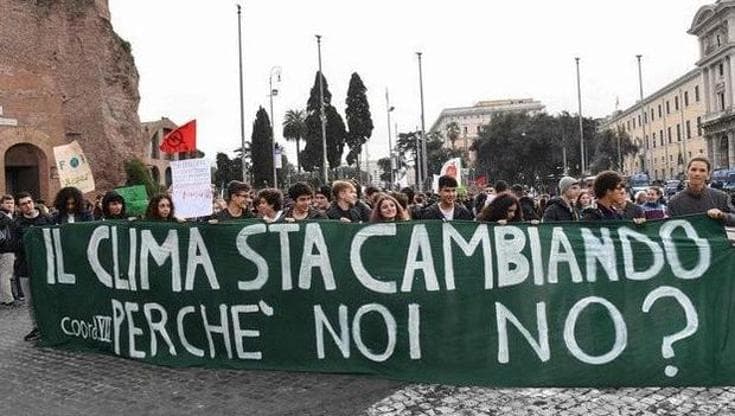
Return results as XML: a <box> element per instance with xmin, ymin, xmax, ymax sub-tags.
<box><xmin>257</xmin><ymin>188</ymin><xmax>283</xmax><ymax>212</ymax></box>
<box><xmin>370</xmin><ymin>194</ymin><xmax>410</xmax><ymax>222</ymax></box>
<box><xmin>477</xmin><ymin>193</ymin><xmax>523</xmax><ymax>223</ymax></box>
<box><xmin>53</xmin><ymin>187</ymin><xmax>86</xmax><ymax>215</ymax></box>
<box><xmin>145</xmin><ymin>194</ymin><xmax>175</xmax><ymax>221</ymax></box>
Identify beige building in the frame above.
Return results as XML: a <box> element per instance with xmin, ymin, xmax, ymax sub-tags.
<box><xmin>601</xmin><ymin>70</ymin><xmax>707</xmax><ymax>180</ymax></box>
<box><xmin>604</xmin><ymin>0</ymin><xmax>735</xmax><ymax>180</ymax></box>
<box><xmin>141</xmin><ymin>117</ymin><xmax>202</xmax><ymax>189</ymax></box>
<box><xmin>690</xmin><ymin>1</ymin><xmax>735</xmax><ymax>171</ymax></box>
<box><xmin>429</xmin><ymin>99</ymin><xmax>545</xmax><ymax>152</ymax></box>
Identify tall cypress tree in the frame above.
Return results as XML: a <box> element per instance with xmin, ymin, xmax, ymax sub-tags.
<box><xmin>345</xmin><ymin>73</ymin><xmax>374</xmax><ymax>171</ymax></box>
<box><xmin>301</xmin><ymin>71</ymin><xmax>346</xmax><ymax>173</ymax></box>
<box><xmin>250</xmin><ymin>107</ymin><xmax>273</xmax><ymax>188</ymax></box>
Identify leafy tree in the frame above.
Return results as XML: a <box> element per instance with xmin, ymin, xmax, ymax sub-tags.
<box><xmin>124</xmin><ymin>158</ymin><xmax>159</xmax><ymax>196</ymax></box>
<box><xmin>250</xmin><ymin>107</ymin><xmax>273</xmax><ymax>188</ymax></box>
<box><xmin>301</xmin><ymin>71</ymin><xmax>346</xmax><ymax>174</ymax></box>
<box><xmin>282</xmin><ymin>109</ymin><xmax>307</xmax><ymax>173</ymax></box>
<box><xmin>588</xmin><ymin>128</ymin><xmax>638</xmax><ymax>173</ymax></box>
<box><xmin>345</xmin><ymin>73</ymin><xmax>374</xmax><ymax>170</ymax></box>
<box><xmin>213</xmin><ymin>152</ymin><xmax>242</xmax><ymax>189</ymax></box>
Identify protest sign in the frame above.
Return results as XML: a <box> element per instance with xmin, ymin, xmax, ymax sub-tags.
<box><xmin>170</xmin><ymin>159</ymin><xmax>212</xmax><ymax>219</ymax></box>
<box><xmin>53</xmin><ymin>140</ymin><xmax>95</xmax><ymax>193</ymax></box>
<box><xmin>114</xmin><ymin>185</ymin><xmax>149</xmax><ymax>217</ymax></box>
<box><xmin>440</xmin><ymin>158</ymin><xmax>462</xmax><ymax>186</ymax></box>
<box><xmin>25</xmin><ymin>216</ymin><xmax>735</xmax><ymax>387</ymax></box>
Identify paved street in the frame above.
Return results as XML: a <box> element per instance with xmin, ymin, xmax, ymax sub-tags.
<box><xmin>4</xmin><ymin>303</ymin><xmax>735</xmax><ymax>415</ymax></box>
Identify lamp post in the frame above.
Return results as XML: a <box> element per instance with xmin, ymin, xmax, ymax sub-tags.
<box><xmin>636</xmin><ymin>54</ymin><xmax>650</xmax><ymax>176</ymax></box>
<box><xmin>417</xmin><ymin>52</ymin><xmax>428</xmax><ymax>190</ymax></box>
<box><xmin>269</xmin><ymin>66</ymin><xmax>282</xmax><ymax>188</ymax></box>
<box><xmin>575</xmin><ymin>57</ymin><xmax>585</xmax><ymax>175</ymax></box>
<box><xmin>386</xmin><ymin>88</ymin><xmax>395</xmax><ymax>189</ymax></box>
<box><xmin>316</xmin><ymin>35</ymin><xmax>328</xmax><ymax>184</ymax></box>
<box><xmin>236</xmin><ymin>4</ymin><xmax>247</xmax><ymax>182</ymax></box>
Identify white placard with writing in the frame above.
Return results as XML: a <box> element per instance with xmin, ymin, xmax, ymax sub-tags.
<box><xmin>53</xmin><ymin>140</ymin><xmax>95</xmax><ymax>193</ymax></box>
<box><xmin>170</xmin><ymin>159</ymin><xmax>212</xmax><ymax>218</ymax></box>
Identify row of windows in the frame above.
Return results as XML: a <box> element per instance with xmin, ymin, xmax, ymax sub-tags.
<box><xmin>638</xmin><ymin>116</ymin><xmax>703</xmax><ymax>150</ymax></box>
<box><xmin>624</xmin><ymin>85</ymin><xmax>700</xmax><ymax>131</ymax></box>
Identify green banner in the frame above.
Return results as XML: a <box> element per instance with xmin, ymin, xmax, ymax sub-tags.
<box><xmin>24</xmin><ymin>216</ymin><xmax>735</xmax><ymax>387</ymax></box>
<box><xmin>114</xmin><ymin>185</ymin><xmax>149</xmax><ymax>217</ymax></box>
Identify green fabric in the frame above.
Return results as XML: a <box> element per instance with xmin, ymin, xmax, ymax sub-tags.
<box><xmin>114</xmin><ymin>185</ymin><xmax>148</xmax><ymax>217</ymax></box>
<box><xmin>24</xmin><ymin>215</ymin><xmax>735</xmax><ymax>387</ymax></box>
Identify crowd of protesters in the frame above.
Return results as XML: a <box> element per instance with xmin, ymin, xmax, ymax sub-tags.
<box><xmin>0</xmin><ymin>155</ymin><xmax>733</xmax><ymax>343</ymax></box>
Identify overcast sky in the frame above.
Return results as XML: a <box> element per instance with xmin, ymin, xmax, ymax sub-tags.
<box><xmin>109</xmin><ymin>0</ymin><xmax>712</xmax><ymax>165</ymax></box>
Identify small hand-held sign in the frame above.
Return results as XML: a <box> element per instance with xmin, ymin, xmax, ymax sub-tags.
<box><xmin>159</xmin><ymin>120</ymin><xmax>196</xmax><ymax>154</ymax></box>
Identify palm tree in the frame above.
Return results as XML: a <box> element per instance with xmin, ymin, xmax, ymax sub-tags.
<box><xmin>446</xmin><ymin>121</ymin><xmax>461</xmax><ymax>150</ymax></box>
<box><xmin>282</xmin><ymin>109</ymin><xmax>307</xmax><ymax>173</ymax></box>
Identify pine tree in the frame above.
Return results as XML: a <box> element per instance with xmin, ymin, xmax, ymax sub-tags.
<box><xmin>345</xmin><ymin>73</ymin><xmax>374</xmax><ymax>171</ymax></box>
<box><xmin>250</xmin><ymin>107</ymin><xmax>273</xmax><ymax>188</ymax></box>
<box><xmin>301</xmin><ymin>71</ymin><xmax>346</xmax><ymax>174</ymax></box>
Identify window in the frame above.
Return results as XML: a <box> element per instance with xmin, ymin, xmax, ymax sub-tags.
<box><xmin>463</xmin><ymin>126</ymin><xmax>468</xmax><ymax>135</ymax></box>
<box><xmin>627</xmin><ymin>120</ymin><xmax>631</xmax><ymax>130</ymax></box>
<box><xmin>688</xmin><ymin>151</ymin><xmax>692</xmax><ymax>158</ymax></box>
<box><xmin>676</xmin><ymin>124</ymin><xmax>681</xmax><ymax>142</ymax></box>
<box><xmin>644</xmin><ymin>113</ymin><xmax>647</xmax><ymax>124</ymax></box>
<box><xmin>686</xmin><ymin>120</ymin><xmax>691</xmax><ymax>138</ymax></box>
<box><xmin>697</xmin><ymin>116</ymin><xmax>702</xmax><ymax>136</ymax></box>
<box><xmin>670</xmin><ymin>155</ymin><xmax>674</xmax><ymax>162</ymax></box>
<box><xmin>476</xmin><ymin>125</ymin><xmax>481</xmax><ymax>134</ymax></box>
<box><xmin>700</xmin><ymin>149</ymin><xmax>704</xmax><ymax>153</ymax></box>
<box><xmin>719</xmin><ymin>92</ymin><xmax>726</xmax><ymax>111</ymax></box>
<box><xmin>633</xmin><ymin>118</ymin><xmax>636</xmax><ymax>128</ymax></box>
<box><xmin>652</xmin><ymin>133</ymin><xmax>656</xmax><ymax>148</ymax></box>
<box><xmin>651</xmin><ymin>109</ymin><xmax>655</xmax><ymax>121</ymax></box>
<box><xmin>660</xmin><ymin>129</ymin><xmax>664</xmax><ymax>145</ymax></box>
<box><xmin>695</xmin><ymin>85</ymin><xmax>700</xmax><ymax>102</ymax></box>
<box><xmin>668</xmin><ymin>127</ymin><xmax>672</xmax><ymax>143</ymax></box>
<box><xmin>658</xmin><ymin>105</ymin><xmax>662</xmax><ymax>117</ymax></box>
<box><xmin>719</xmin><ymin>63</ymin><xmax>724</xmax><ymax>77</ymax></box>
<box><xmin>675</xmin><ymin>96</ymin><xmax>679</xmax><ymax>111</ymax></box>
<box><xmin>666</xmin><ymin>101</ymin><xmax>670</xmax><ymax>114</ymax></box>
<box><xmin>684</xmin><ymin>91</ymin><xmax>689</xmax><ymax>107</ymax></box>
<box><xmin>638</xmin><ymin>115</ymin><xmax>641</xmax><ymax>126</ymax></box>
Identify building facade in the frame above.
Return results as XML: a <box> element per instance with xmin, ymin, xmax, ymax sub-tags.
<box><xmin>601</xmin><ymin>70</ymin><xmax>707</xmax><ymax>180</ymax></box>
<box><xmin>429</xmin><ymin>99</ymin><xmax>545</xmax><ymax>152</ymax></box>
<box><xmin>690</xmin><ymin>0</ymin><xmax>735</xmax><ymax>171</ymax></box>
<box><xmin>141</xmin><ymin>117</ymin><xmax>202</xmax><ymax>189</ymax></box>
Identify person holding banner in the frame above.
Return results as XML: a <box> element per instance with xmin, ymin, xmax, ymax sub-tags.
<box><xmin>283</xmin><ymin>182</ymin><xmax>327</xmax><ymax>222</ymax></box>
<box><xmin>313</xmin><ymin>185</ymin><xmax>332</xmax><ymax>216</ymax></box>
<box><xmin>145</xmin><ymin>194</ymin><xmax>177</xmax><ymax>222</ymax></box>
<box><xmin>10</xmin><ymin>192</ymin><xmax>53</xmax><ymax>341</ymax></box>
<box><xmin>51</xmin><ymin>187</ymin><xmax>94</xmax><ymax>224</ymax></box>
<box><xmin>100</xmin><ymin>191</ymin><xmax>127</xmax><ymax>220</ymax></box>
<box><xmin>419</xmin><ymin>175</ymin><xmax>473</xmax><ymax>221</ymax></box>
<box><xmin>477</xmin><ymin>193</ymin><xmax>523</xmax><ymax>224</ymax></box>
<box><xmin>255</xmin><ymin>188</ymin><xmax>285</xmax><ymax>223</ymax></box>
<box><xmin>582</xmin><ymin>171</ymin><xmax>627</xmax><ymax>221</ymax></box>
<box><xmin>542</xmin><ymin>176</ymin><xmax>580</xmax><ymax>222</ymax></box>
<box><xmin>668</xmin><ymin>156</ymin><xmax>735</xmax><ymax>226</ymax></box>
<box><xmin>370</xmin><ymin>193</ymin><xmax>410</xmax><ymax>222</ymax></box>
<box><xmin>214</xmin><ymin>181</ymin><xmax>253</xmax><ymax>221</ymax></box>
<box><xmin>326</xmin><ymin>181</ymin><xmax>369</xmax><ymax>223</ymax></box>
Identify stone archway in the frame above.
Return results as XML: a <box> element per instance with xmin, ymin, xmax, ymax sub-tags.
<box><xmin>0</xmin><ymin>128</ymin><xmax>56</xmax><ymax>200</ymax></box>
<box><xmin>165</xmin><ymin>166</ymin><xmax>172</xmax><ymax>188</ymax></box>
<box><xmin>4</xmin><ymin>143</ymin><xmax>44</xmax><ymax>198</ymax></box>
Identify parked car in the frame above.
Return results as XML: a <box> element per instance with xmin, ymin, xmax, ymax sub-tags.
<box><xmin>664</xmin><ymin>180</ymin><xmax>681</xmax><ymax>198</ymax></box>
<box><xmin>628</xmin><ymin>172</ymin><xmax>651</xmax><ymax>198</ymax></box>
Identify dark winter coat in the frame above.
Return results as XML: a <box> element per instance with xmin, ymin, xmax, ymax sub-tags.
<box><xmin>542</xmin><ymin>197</ymin><xmax>578</xmax><ymax>222</ymax></box>
<box><xmin>419</xmin><ymin>203</ymin><xmax>474</xmax><ymax>221</ymax></box>
<box><xmin>12</xmin><ymin>210</ymin><xmax>53</xmax><ymax>277</ymax></box>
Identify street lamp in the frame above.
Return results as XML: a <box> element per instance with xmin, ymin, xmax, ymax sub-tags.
<box><xmin>416</xmin><ymin>52</ymin><xmax>428</xmax><ymax>191</ymax></box>
<box><xmin>575</xmin><ymin>57</ymin><xmax>585</xmax><ymax>175</ymax></box>
<box><xmin>386</xmin><ymin>88</ymin><xmax>395</xmax><ymax>189</ymax></box>
<box><xmin>269</xmin><ymin>66</ymin><xmax>282</xmax><ymax>188</ymax></box>
<box><xmin>236</xmin><ymin>4</ymin><xmax>247</xmax><ymax>182</ymax></box>
<box><xmin>316</xmin><ymin>35</ymin><xmax>328</xmax><ymax>184</ymax></box>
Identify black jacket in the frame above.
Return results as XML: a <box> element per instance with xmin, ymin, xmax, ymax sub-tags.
<box><xmin>12</xmin><ymin>210</ymin><xmax>53</xmax><ymax>277</ymax></box>
<box><xmin>542</xmin><ymin>197</ymin><xmax>578</xmax><ymax>222</ymax></box>
<box><xmin>419</xmin><ymin>203</ymin><xmax>474</xmax><ymax>221</ymax></box>
<box><xmin>282</xmin><ymin>206</ymin><xmax>327</xmax><ymax>222</ymax></box>
<box><xmin>0</xmin><ymin>212</ymin><xmax>14</xmax><ymax>253</ymax></box>
<box><xmin>326</xmin><ymin>202</ymin><xmax>369</xmax><ymax>223</ymax></box>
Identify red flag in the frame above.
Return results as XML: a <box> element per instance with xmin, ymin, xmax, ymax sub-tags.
<box><xmin>159</xmin><ymin>120</ymin><xmax>196</xmax><ymax>154</ymax></box>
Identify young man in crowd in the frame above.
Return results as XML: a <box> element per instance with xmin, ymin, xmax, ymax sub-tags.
<box><xmin>0</xmin><ymin>195</ymin><xmax>16</xmax><ymax>306</ymax></box>
<box><xmin>313</xmin><ymin>185</ymin><xmax>332</xmax><ymax>215</ymax></box>
<box><xmin>542</xmin><ymin>176</ymin><xmax>580</xmax><ymax>222</ymax></box>
<box><xmin>419</xmin><ymin>175</ymin><xmax>473</xmax><ymax>220</ymax></box>
<box><xmin>215</xmin><ymin>180</ymin><xmax>253</xmax><ymax>221</ymax></box>
<box><xmin>583</xmin><ymin>171</ymin><xmax>627</xmax><ymax>221</ymax></box>
<box><xmin>11</xmin><ymin>192</ymin><xmax>53</xmax><ymax>341</ymax></box>
<box><xmin>283</xmin><ymin>182</ymin><xmax>326</xmax><ymax>222</ymax></box>
<box><xmin>668</xmin><ymin>156</ymin><xmax>735</xmax><ymax>225</ymax></box>
<box><xmin>512</xmin><ymin>183</ymin><xmax>540</xmax><ymax>221</ymax></box>
<box><xmin>326</xmin><ymin>180</ymin><xmax>369</xmax><ymax>223</ymax></box>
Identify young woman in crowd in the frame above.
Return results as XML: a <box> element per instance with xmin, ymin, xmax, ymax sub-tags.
<box><xmin>574</xmin><ymin>190</ymin><xmax>594</xmax><ymax>219</ymax></box>
<box><xmin>370</xmin><ymin>194</ymin><xmax>410</xmax><ymax>222</ymax></box>
<box><xmin>477</xmin><ymin>193</ymin><xmax>523</xmax><ymax>224</ymax></box>
<box><xmin>51</xmin><ymin>186</ymin><xmax>94</xmax><ymax>224</ymax></box>
<box><xmin>145</xmin><ymin>194</ymin><xmax>176</xmax><ymax>222</ymax></box>
<box><xmin>256</xmin><ymin>188</ymin><xmax>284</xmax><ymax>223</ymax></box>
<box><xmin>100</xmin><ymin>191</ymin><xmax>127</xmax><ymax>220</ymax></box>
